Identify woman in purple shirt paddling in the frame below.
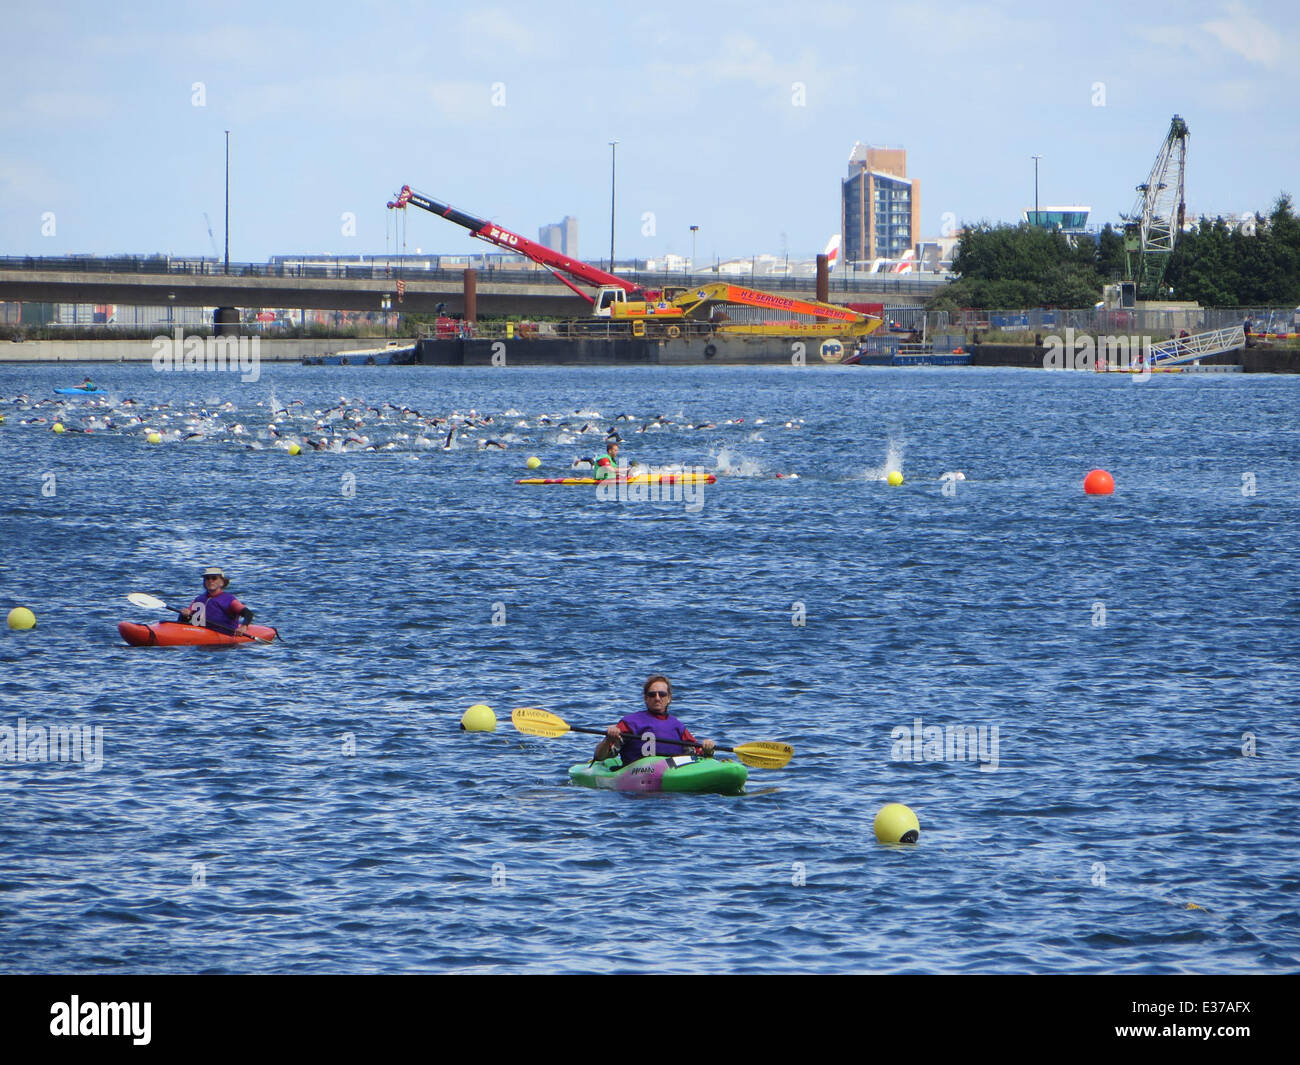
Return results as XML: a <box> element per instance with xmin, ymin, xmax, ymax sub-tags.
<box><xmin>593</xmin><ymin>675</ymin><xmax>717</xmax><ymax>765</ymax></box>
<box><xmin>179</xmin><ymin>567</ymin><xmax>255</xmax><ymax>636</ymax></box>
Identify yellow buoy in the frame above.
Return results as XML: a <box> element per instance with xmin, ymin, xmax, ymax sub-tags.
<box><xmin>526</xmin><ymin>456</ymin><xmax>541</xmax><ymax>470</ymax></box>
<box><xmin>874</xmin><ymin>803</ymin><xmax>919</xmax><ymax>843</ymax></box>
<box><xmin>7</xmin><ymin>607</ymin><xmax>36</xmax><ymax>630</ymax></box>
<box><xmin>288</xmin><ymin>443</ymin><xmax>302</xmax><ymax>456</ymax></box>
<box><xmin>52</xmin><ymin>422</ymin><xmax>66</xmax><ymax>434</ymax></box>
<box><xmin>886</xmin><ymin>470</ymin><xmax>904</xmax><ymax>486</ymax></box>
<box><xmin>461</xmin><ymin>703</ymin><xmax>496</xmax><ymax>732</ymax></box>
<box><xmin>147</xmin><ymin>432</ymin><xmax>162</xmax><ymax>444</ymax></box>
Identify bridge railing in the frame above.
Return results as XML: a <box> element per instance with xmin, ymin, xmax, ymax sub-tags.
<box><xmin>0</xmin><ymin>255</ymin><xmax>950</xmax><ymax>294</ymax></box>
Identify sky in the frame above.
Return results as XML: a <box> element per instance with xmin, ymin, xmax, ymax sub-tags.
<box><xmin>2</xmin><ymin>0</ymin><xmax>1296</xmax><ymax>264</ymax></box>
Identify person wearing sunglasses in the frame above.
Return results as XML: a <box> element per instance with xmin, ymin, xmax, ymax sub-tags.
<box><xmin>178</xmin><ymin>567</ymin><xmax>255</xmax><ymax>636</ymax></box>
<box><xmin>593</xmin><ymin>675</ymin><xmax>716</xmax><ymax>765</ymax></box>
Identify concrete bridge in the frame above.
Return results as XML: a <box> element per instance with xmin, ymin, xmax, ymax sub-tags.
<box><xmin>0</xmin><ymin>257</ymin><xmax>944</xmax><ymax>317</ymax></box>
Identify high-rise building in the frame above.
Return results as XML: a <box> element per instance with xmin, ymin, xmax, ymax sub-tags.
<box><xmin>842</xmin><ymin>143</ymin><xmax>920</xmax><ymax>266</ymax></box>
<box><xmin>539</xmin><ymin>216</ymin><xmax>579</xmax><ymax>257</ymax></box>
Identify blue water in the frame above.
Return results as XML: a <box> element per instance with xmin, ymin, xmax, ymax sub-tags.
<box><xmin>1</xmin><ymin>362</ymin><xmax>1298</xmax><ymax>974</ymax></box>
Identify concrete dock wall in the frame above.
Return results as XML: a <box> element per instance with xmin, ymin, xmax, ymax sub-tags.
<box><xmin>0</xmin><ymin>338</ymin><xmax>396</xmax><ymax>363</ymax></box>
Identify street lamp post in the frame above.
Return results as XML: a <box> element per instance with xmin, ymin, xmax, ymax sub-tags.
<box><xmin>224</xmin><ymin>130</ymin><xmax>231</xmax><ymax>274</ymax></box>
<box><xmin>1031</xmin><ymin>154</ymin><xmax>1041</xmax><ymax>227</ymax></box>
<box><xmin>609</xmin><ymin>141</ymin><xmax>617</xmax><ymax>273</ymax></box>
<box><xmin>690</xmin><ymin>225</ymin><xmax>698</xmax><ymax>276</ymax></box>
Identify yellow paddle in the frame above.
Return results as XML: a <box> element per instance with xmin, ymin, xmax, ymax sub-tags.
<box><xmin>511</xmin><ymin>707</ymin><xmax>794</xmax><ymax>770</ymax></box>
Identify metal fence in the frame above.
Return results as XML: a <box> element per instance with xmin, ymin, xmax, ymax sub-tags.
<box><xmin>946</xmin><ymin>306</ymin><xmax>1297</xmax><ymax>338</ymax></box>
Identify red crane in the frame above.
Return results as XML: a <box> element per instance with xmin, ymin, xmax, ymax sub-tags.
<box><xmin>386</xmin><ymin>184</ymin><xmax>880</xmax><ymax>342</ymax></box>
<box><xmin>387</xmin><ymin>185</ymin><xmax>643</xmax><ymax>304</ymax></box>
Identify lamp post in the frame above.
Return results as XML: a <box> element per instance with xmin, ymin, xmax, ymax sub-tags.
<box><xmin>224</xmin><ymin>130</ymin><xmax>231</xmax><ymax>274</ymax></box>
<box><xmin>1031</xmin><ymin>154</ymin><xmax>1041</xmax><ymax>227</ymax></box>
<box><xmin>609</xmin><ymin>141</ymin><xmax>617</xmax><ymax>273</ymax></box>
<box><xmin>690</xmin><ymin>225</ymin><xmax>698</xmax><ymax>276</ymax></box>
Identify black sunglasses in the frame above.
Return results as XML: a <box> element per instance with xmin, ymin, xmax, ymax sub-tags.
<box><xmin>645</xmin><ymin>690</ymin><xmax>669</xmax><ymax>698</ymax></box>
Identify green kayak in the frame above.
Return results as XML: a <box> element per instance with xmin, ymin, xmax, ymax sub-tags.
<box><xmin>569</xmin><ymin>755</ymin><xmax>747</xmax><ymax>795</ymax></box>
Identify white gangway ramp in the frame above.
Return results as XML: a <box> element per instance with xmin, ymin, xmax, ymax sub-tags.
<box><xmin>1150</xmin><ymin>325</ymin><xmax>1246</xmax><ymax>367</ymax></box>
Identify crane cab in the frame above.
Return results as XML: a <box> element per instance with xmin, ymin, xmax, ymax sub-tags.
<box><xmin>595</xmin><ymin>286</ymin><xmax>688</xmax><ymax>322</ymax></box>
<box><xmin>593</xmin><ymin>286</ymin><xmax>626</xmax><ymax>317</ymax></box>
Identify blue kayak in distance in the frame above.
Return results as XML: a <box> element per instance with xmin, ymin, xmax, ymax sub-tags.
<box><xmin>55</xmin><ymin>387</ymin><xmax>109</xmax><ymax>396</ymax></box>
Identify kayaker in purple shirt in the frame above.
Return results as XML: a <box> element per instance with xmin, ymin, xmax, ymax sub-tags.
<box><xmin>593</xmin><ymin>675</ymin><xmax>716</xmax><ymax>765</ymax></box>
<box><xmin>179</xmin><ymin>567</ymin><xmax>254</xmax><ymax>636</ymax></box>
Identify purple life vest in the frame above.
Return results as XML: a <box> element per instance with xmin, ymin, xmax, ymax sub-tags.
<box><xmin>618</xmin><ymin>709</ymin><xmax>693</xmax><ymax>765</ymax></box>
<box><xmin>190</xmin><ymin>590</ymin><xmax>240</xmax><ymax>631</ymax></box>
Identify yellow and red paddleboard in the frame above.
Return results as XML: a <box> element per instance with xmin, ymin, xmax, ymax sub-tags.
<box><xmin>1096</xmin><ymin>365</ymin><xmax>1184</xmax><ymax>374</ymax></box>
<box><xmin>516</xmin><ymin>473</ymin><xmax>716</xmax><ymax>486</ymax></box>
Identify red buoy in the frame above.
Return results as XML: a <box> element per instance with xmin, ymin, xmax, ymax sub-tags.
<box><xmin>1084</xmin><ymin>469</ymin><xmax>1115</xmax><ymax>495</ymax></box>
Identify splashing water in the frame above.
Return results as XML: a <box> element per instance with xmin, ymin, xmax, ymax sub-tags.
<box><xmin>863</xmin><ymin>435</ymin><xmax>905</xmax><ymax>481</ymax></box>
<box><xmin>713</xmin><ymin>446</ymin><xmax>765</xmax><ymax>477</ymax></box>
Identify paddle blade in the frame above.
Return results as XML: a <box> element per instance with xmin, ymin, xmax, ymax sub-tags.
<box><xmin>128</xmin><ymin>592</ymin><xmax>169</xmax><ymax>611</ymax></box>
<box><xmin>511</xmin><ymin>707</ymin><xmax>572</xmax><ymax>738</ymax></box>
<box><xmin>732</xmin><ymin>741</ymin><xmax>794</xmax><ymax>769</ymax></box>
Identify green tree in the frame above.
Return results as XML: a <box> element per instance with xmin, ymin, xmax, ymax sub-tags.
<box><xmin>943</xmin><ymin>222</ymin><xmax>1103</xmax><ymax>308</ymax></box>
<box><xmin>1164</xmin><ymin>195</ymin><xmax>1300</xmax><ymax>305</ymax></box>
<box><xmin>1096</xmin><ymin>224</ymin><xmax>1125</xmax><ymax>280</ymax></box>
<box><xmin>1264</xmin><ymin>194</ymin><xmax>1300</xmax><ymax>305</ymax></box>
<box><xmin>940</xmin><ymin>201</ymin><xmax>1300</xmax><ymax>310</ymax></box>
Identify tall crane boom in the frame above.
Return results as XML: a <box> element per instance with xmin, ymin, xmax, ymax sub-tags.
<box><xmin>387</xmin><ymin>185</ymin><xmax>638</xmax><ymax>303</ymax></box>
<box><xmin>387</xmin><ymin>182</ymin><xmax>880</xmax><ymax>341</ymax></box>
<box><xmin>1123</xmin><ymin>115</ymin><xmax>1189</xmax><ymax>300</ymax></box>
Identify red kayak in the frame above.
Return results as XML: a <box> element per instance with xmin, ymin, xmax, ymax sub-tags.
<box><xmin>117</xmin><ymin>620</ymin><xmax>279</xmax><ymax>647</ymax></box>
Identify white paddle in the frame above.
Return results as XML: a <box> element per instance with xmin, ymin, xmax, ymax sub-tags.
<box><xmin>128</xmin><ymin>592</ymin><xmax>187</xmax><ymax>614</ymax></box>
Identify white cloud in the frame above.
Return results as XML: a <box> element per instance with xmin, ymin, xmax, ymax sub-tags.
<box><xmin>1139</xmin><ymin>3</ymin><xmax>1285</xmax><ymax>69</ymax></box>
<box><xmin>1202</xmin><ymin>3</ymin><xmax>1283</xmax><ymax>67</ymax></box>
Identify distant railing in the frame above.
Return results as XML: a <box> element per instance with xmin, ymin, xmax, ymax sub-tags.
<box><xmin>950</xmin><ymin>306</ymin><xmax>1290</xmax><ymax>337</ymax></box>
<box><xmin>0</xmin><ymin>255</ymin><xmax>952</xmax><ymax>295</ymax></box>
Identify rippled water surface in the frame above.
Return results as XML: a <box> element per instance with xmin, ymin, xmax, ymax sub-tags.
<box><xmin>1</xmin><ymin>362</ymin><xmax>1298</xmax><ymax>973</ymax></box>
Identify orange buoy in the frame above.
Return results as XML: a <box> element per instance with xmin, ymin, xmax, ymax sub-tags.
<box><xmin>1084</xmin><ymin>469</ymin><xmax>1114</xmax><ymax>495</ymax></box>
